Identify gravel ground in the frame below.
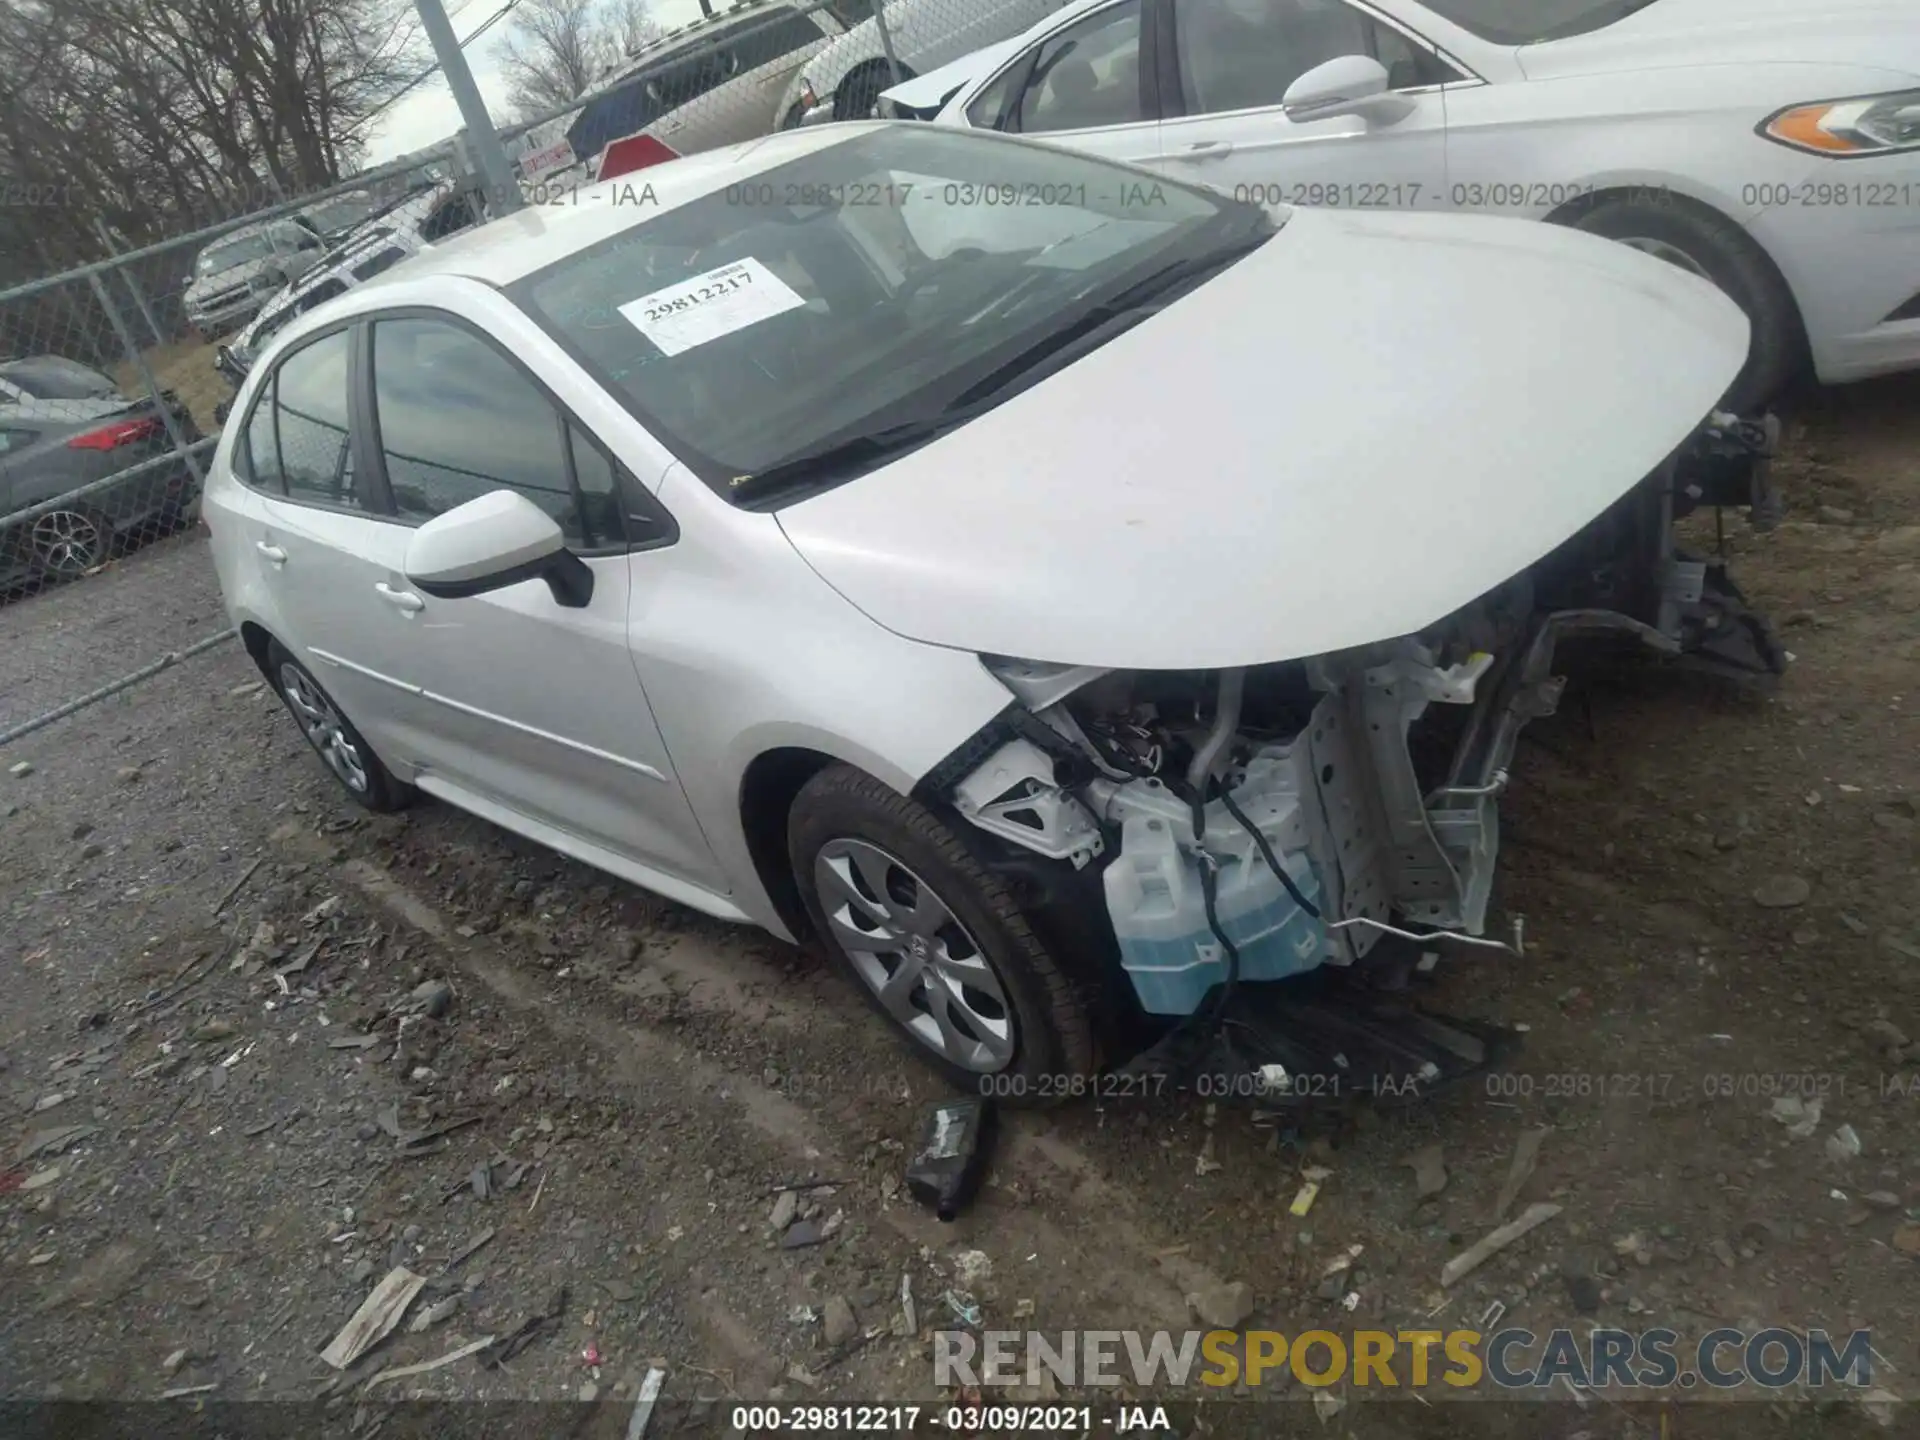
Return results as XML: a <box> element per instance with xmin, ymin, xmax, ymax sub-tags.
<box><xmin>1</xmin><ymin>373</ymin><xmax>1916</xmax><ymax>1438</ymax></box>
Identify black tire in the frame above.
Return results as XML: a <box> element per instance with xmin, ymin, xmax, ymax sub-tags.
<box><xmin>788</xmin><ymin>763</ymin><xmax>1097</xmax><ymax>1098</ymax></box>
<box><xmin>26</xmin><ymin>506</ymin><xmax>113</xmax><ymax>580</ymax></box>
<box><xmin>1565</xmin><ymin>197</ymin><xmax>1802</xmax><ymax>413</ymax></box>
<box><xmin>833</xmin><ymin>61</ymin><xmax>907</xmax><ymax>121</ymax></box>
<box><xmin>266</xmin><ymin>640</ymin><xmax>412</xmax><ymax>812</ymax></box>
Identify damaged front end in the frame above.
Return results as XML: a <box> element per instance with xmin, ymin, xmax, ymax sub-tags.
<box><xmin>926</xmin><ymin>412</ymin><xmax>1785</xmax><ymax>1103</ymax></box>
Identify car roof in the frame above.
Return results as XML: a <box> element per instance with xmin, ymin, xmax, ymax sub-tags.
<box><xmin>617</xmin><ymin>0</ymin><xmax>820</xmax><ymax>71</ymax></box>
<box><xmin>390</xmin><ymin>122</ymin><xmax>878</xmax><ymax>288</ymax></box>
<box><xmin>0</xmin><ymin>355</ymin><xmax>111</xmax><ymax>381</ymax></box>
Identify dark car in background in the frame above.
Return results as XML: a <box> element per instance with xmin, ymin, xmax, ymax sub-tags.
<box><xmin>0</xmin><ymin>355</ymin><xmax>124</xmax><ymax>409</ymax></box>
<box><xmin>1</xmin><ymin>370</ymin><xmax>201</xmax><ymax>591</ymax></box>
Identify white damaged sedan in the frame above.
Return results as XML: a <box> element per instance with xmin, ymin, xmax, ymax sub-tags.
<box><xmin>204</xmin><ymin>123</ymin><xmax>1783</xmax><ymax>1100</ymax></box>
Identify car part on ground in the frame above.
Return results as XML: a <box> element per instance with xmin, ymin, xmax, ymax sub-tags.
<box><xmin>903</xmin><ymin>1097</ymin><xmax>997</xmax><ymax>1220</ymax></box>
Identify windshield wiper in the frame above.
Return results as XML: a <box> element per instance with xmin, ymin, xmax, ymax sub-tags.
<box><xmin>730</xmin><ymin>304</ymin><xmax>1166</xmax><ymax>503</ymax></box>
<box><xmin>727</xmin><ymin>417</ymin><xmax>955</xmax><ymax>502</ymax></box>
<box><xmin>936</xmin><ymin>231</ymin><xmax>1274</xmax><ymax>412</ymax></box>
<box><xmin>731</xmin><ymin>230</ymin><xmax>1272</xmax><ymax>504</ymax></box>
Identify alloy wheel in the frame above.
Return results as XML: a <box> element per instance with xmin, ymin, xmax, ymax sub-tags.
<box><xmin>1618</xmin><ymin>236</ymin><xmax>1712</xmax><ymax>282</ymax></box>
<box><xmin>279</xmin><ymin>662</ymin><xmax>369</xmax><ymax>793</ymax></box>
<box><xmin>814</xmin><ymin>837</ymin><xmax>1015</xmax><ymax>1072</ymax></box>
<box><xmin>29</xmin><ymin>510</ymin><xmax>105</xmax><ymax>577</ymax></box>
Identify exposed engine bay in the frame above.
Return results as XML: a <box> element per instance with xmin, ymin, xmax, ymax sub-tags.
<box><xmin>932</xmin><ymin>411</ymin><xmax>1784</xmax><ymax>1096</ymax></box>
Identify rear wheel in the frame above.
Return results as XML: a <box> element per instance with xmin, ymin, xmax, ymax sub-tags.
<box><xmin>788</xmin><ymin>764</ymin><xmax>1097</xmax><ymax>1098</ymax></box>
<box><xmin>834</xmin><ymin>61</ymin><xmax>909</xmax><ymax>121</ymax></box>
<box><xmin>267</xmin><ymin>640</ymin><xmax>411</xmax><ymax>812</ymax></box>
<box><xmin>28</xmin><ymin>508</ymin><xmax>110</xmax><ymax>579</ymax></box>
<box><xmin>1565</xmin><ymin>197</ymin><xmax>1802</xmax><ymax>412</ymax></box>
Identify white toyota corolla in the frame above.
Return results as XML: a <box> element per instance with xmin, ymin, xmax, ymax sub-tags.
<box><xmin>882</xmin><ymin>0</ymin><xmax>1920</xmax><ymax>409</ymax></box>
<box><xmin>205</xmin><ymin>122</ymin><xmax>1783</xmax><ymax>1101</ymax></box>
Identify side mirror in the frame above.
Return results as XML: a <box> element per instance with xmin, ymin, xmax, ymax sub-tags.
<box><xmin>403</xmin><ymin>490</ymin><xmax>593</xmax><ymax>608</ymax></box>
<box><xmin>1281</xmin><ymin>54</ymin><xmax>1405</xmax><ymax>124</ymax></box>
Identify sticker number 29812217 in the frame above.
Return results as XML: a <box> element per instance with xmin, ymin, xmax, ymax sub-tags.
<box><xmin>618</xmin><ymin>257</ymin><xmax>806</xmax><ymax>356</ymax></box>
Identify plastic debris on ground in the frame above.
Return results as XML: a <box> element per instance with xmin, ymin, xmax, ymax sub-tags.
<box><xmin>904</xmin><ymin>1098</ymin><xmax>997</xmax><ymax>1221</ymax></box>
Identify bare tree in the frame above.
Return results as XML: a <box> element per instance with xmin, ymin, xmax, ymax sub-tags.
<box><xmin>498</xmin><ymin>0</ymin><xmax>665</xmax><ymax>121</ymax></box>
<box><xmin>0</xmin><ymin>0</ymin><xmax>423</xmax><ymax>287</ymax></box>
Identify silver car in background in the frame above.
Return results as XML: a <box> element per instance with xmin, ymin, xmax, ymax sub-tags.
<box><xmin>183</xmin><ymin>218</ymin><xmax>328</xmax><ymax>337</ymax></box>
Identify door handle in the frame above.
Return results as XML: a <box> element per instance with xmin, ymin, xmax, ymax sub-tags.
<box><xmin>1181</xmin><ymin>140</ymin><xmax>1235</xmax><ymax>160</ymax></box>
<box><xmin>375</xmin><ymin>582</ymin><xmax>425</xmax><ymax>614</ymax></box>
<box><xmin>255</xmin><ymin>541</ymin><xmax>287</xmax><ymax>564</ymax></box>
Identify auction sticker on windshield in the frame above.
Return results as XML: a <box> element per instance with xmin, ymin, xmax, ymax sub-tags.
<box><xmin>618</xmin><ymin>259</ymin><xmax>805</xmax><ymax>357</ymax></box>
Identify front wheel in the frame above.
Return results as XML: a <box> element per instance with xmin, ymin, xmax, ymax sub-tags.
<box><xmin>788</xmin><ymin>764</ymin><xmax>1097</xmax><ymax>1098</ymax></box>
<box><xmin>1566</xmin><ymin>197</ymin><xmax>1802</xmax><ymax>412</ymax></box>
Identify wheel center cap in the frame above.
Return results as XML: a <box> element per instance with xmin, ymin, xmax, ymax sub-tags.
<box><xmin>908</xmin><ymin>935</ymin><xmax>930</xmax><ymax>960</ymax></box>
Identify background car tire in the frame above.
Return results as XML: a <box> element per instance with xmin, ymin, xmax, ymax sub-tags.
<box><xmin>28</xmin><ymin>507</ymin><xmax>112</xmax><ymax>579</ymax></box>
<box><xmin>266</xmin><ymin>640</ymin><xmax>411</xmax><ymax>812</ymax></box>
<box><xmin>1564</xmin><ymin>196</ymin><xmax>1802</xmax><ymax>413</ymax></box>
<box><xmin>833</xmin><ymin>60</ymin><xmax>910</xmax><ymax>121</ymax></box>
<box><xmin>788</xmin><ymin>763</ymin><xmax>1097</xmax><ymax>1099</ymax></box>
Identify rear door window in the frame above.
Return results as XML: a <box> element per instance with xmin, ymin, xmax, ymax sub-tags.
<box><xmin>239</xmin><ymin>328</ymin><xmax>361</xmax><ymax>509</ymax></box>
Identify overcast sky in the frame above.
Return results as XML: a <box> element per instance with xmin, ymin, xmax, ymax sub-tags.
<box><xmin>365</xmin><ymin>0</ymin><xmax>718</xmax><ymax>164</ymax></box>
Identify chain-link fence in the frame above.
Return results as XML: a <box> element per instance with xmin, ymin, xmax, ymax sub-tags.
<box><xmin>0</xmin><ymin>151</ymin><xmax>462</xmax><ymax>745</ymax></box>
<box><xmin>1</xmin><ymin>0</ymin><xmax>1046</xmax><ymax>748</ymax></box>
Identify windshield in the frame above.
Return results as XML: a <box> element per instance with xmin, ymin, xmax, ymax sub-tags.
<box><xmin>197</xmin><ymin>232</ymin><xmax>277</xmax><ymax>277</ymax></box>
<box><xmin>307</xmin><ymin>196</ymin><xmax>378</xmax><ymax>233</ymax></box>
<box><xmin>1417</xmin><ymin>0</ymin><xmax>1663</xmax><ymax>43</ymax></box>
<box><xmin>513</xmin><ymin>126</ymin><xmax>1269</xmax><ymax>503</ymax></box>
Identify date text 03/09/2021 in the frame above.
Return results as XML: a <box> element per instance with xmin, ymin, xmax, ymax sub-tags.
<box><xmin>727</xmin><ymin>1403</ymin><xmax>1162</xmax><ymax>1433</ymax></box>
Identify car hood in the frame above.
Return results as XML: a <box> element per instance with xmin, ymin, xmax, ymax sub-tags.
<box><xmin>186</xmin><ymin>257</ymin><xmax>278</xmax><ymax>304</ymax></box>
<box><xmin>1518</xmin><ymin>0</ymin><xmax>1920</xmax><ymax>81</ymax></box>
<box><xmin>776</xmin><ymin>207</ymin><xmax>1749</xmax><ymax>672</ymax></box>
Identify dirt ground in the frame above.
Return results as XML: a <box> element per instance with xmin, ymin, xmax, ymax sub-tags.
<box><xmin>114</xmin><ymin>337</ymin><xmax>233</xmax><ymax>436</ymax></box>
<box><xmin>1</xmin><ymin>371</ymin><xmax>1916</xmax><ymax>1438</ymax></box>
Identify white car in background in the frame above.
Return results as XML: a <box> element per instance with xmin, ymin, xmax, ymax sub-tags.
<box><xmin>886</xmin><ymin>0</ymin><xmax>1920</xmax><ymax>407</ymax></box>
<box><xmin>215</xmin><ymin>223</ymin><xmax>434</xmax><ymax>388</ymax></box>
<box><xmin>778</xmin><ymin>0</ymin><xmax>1070</xmax><ymax>128</ymax></box>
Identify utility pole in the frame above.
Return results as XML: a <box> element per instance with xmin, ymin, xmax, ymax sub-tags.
<box><xmin>412</xmin><ymin>0</ymin><xmax>524</xmax><ymax>215</ymax></box>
